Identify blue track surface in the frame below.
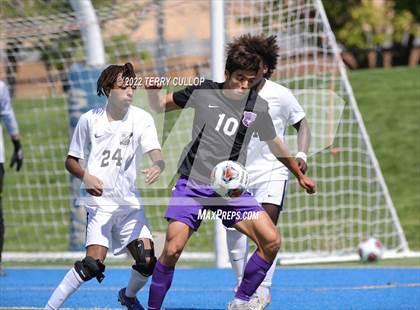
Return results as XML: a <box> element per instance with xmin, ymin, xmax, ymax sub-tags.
<box><xmin>1</xmin><ymin>267</ymin><xmax>419</xmax><ymax>309</ymax></box>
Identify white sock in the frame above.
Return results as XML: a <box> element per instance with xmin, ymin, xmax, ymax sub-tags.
<box><xmin>256</xmin><ymin>254</ymin><xmax>278</xmax><ymax>297</ymax></box>
<box><xmin>226</xmin><ymin>227</ymin><xmax>248</xmax><ymax>289</ymax></box>
<box><xmin>125</xmin><ymin>269</ymin><xmax>148</xmax><ymax>298</ymax></box>
<box><xmin>45</xmin><ymin>268</ymin><xmax>84</xmax><ymax>310</ymax></box>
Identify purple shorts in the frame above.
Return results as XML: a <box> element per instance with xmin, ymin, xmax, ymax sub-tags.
<box><xmin>165</xmin><ymin>175</ymin><xmax>264</xmax><ymax>230</ymax></box>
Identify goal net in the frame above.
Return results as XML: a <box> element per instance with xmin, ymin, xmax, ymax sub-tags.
<box><xmin>0</xmin><ymin>0</ymin><xmax>410</xmax><ymax>263</ymax></box>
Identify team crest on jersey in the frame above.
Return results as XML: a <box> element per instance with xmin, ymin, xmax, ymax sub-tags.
<box><xmin>242</xmin><ymin>111</ymin><xmax>257</xmax><ymax>127</ymax></box>
<box><xmin>120</xmin><ymin>132</ymin><xmax>133</xmax><ymax>146</ymax></box>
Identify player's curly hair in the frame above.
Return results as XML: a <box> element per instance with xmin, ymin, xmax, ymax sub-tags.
<box><xmin>227</xmin><ymin>34</ymin><xmax>279</xmax><ymax>79</ymax></box>
<box><xmin>225</xmin><ymin>45</ymin><xmax>263</xmax><ymax>75</ymax></box>
<box><xmin>97</xmin><ymin>62</ymin><xmax>136</xmax><ymax>97</ymax></box>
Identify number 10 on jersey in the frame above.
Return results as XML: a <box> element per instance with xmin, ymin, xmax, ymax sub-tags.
<box><xmin>214</xmin><ymin>113</ymin><xmax>239</xmax><ymax>136</ymax></box>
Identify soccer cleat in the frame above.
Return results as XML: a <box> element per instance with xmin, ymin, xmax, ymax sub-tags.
<box><xmin>118</xmin><ymin>288</ymin><xmax>145</xmax><ymax>310</ymax></box>
<box><xmin>249</xmin><ymin>291</ymin><xmax>271</xmax><ymax>310</ymax></box>
<box><xmin>227</xmin><ymin>298</ymin><xmax>260</xmax><ymax>310</ymax></box>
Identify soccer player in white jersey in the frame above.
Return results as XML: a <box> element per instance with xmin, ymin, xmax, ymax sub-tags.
<box><xmin>0</xmin><ymin>80</ymin><xmax>23</xmax><ymax>277</ymax></box>
<box><xmin>225</xmin><ymin>34</ymin><xmax>311</xmax><ymax>309</ymax></box>
<box><xmin>45</xmin><ymin>63</ymin><xmax>164</xmax><ymax>310</ymax></box>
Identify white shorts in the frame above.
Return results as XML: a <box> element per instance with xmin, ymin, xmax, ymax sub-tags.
<box><xmin>85</xmin><ymin>206</ymin><xmax>153</xmax><ymax>256</ymax></box>
<box><xmin>248</xmin><ymin>180</ymin><xmax>288</xmax><ymax>209</ymax></box>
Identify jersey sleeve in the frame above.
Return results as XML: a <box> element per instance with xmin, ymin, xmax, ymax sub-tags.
<box><xmin>172</xmin><ymin>85</ymin><xmax>200</xmax><ymax>108</ymax></box>
<box><xmin>0</xmin><ymin>81</ymin><xmax>19</xmax><ymax>136</ymax></box>
<box><xmin>172</xmin><ymin>79</ymin><xmax>214</xmax><ymax>108</ymax></box>
<box><xmin>285</xmin><ymin>89</ymin><xmax>306</xmax><ymax>125</ymax></box>
<box><xmin>139</xmin><ymin>114</ymin><xmax>161</xmax><ymax>154</ymax></box>
<box><xmin>68</xmin><ymin>113</ymin><xmax>90</xmax><ymax>160</ymax></box>
<box><xmin>255</xmin><ymin>110</ymin><xmax>277</xmax><ymax>141</ymax></box>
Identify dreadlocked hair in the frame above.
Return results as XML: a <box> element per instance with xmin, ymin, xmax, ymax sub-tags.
<box><xmin>228</xmin><ymin>34</ymin><xmax>279</xmax><ymax>79</ymax></box>
<box><xmin>97</xmin><ymin>62</ymin><xmax>136</xmax><ymax>97</ymax></box>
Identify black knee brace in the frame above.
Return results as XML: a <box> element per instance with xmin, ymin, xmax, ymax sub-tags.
<box><xmin>129</xmin><ymin>239</ymin><xmax>156</xmax><ymax>277</ymax></box>
<box><xmin>74</xmin><ymin>256</ymin><xmax>105</xmax><ymax>283</ymax></box>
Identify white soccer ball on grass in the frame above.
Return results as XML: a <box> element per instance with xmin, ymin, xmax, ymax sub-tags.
<box><xmin>358</xmin><ymin>237</ymin><xmax>384</xmax><ymax>262</ymax></box>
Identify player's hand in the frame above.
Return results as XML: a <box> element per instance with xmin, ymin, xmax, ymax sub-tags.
<box><xmin>144</xmin><ymin>78</ymin><xmax>162</xmax><ymax>90</ymax></box>
<box><xmin>83</xmin><ymin>173</ymin><xmax>104</xmax><ymax>196</ymax></box>
<box><xmin>142</xmin><ymin>165</ymin><xmax>161</xmax><ymax>184</ymax></box>
<box><xmin>298</xmin><ymin>175</ymin><xmax>316</xmax><ymax>194</ymax></box>
<box><xmin>296</xmin><ymin>158</ymin><xmax>307</xmax><ymax>174</ymax></box>
<box><xmin>10</xmin><ymin>139</ymin><xmax>23</xmax><ymax>172</ymax></box>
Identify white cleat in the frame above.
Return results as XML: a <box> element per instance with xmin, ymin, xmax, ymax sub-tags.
<box><xmin>227</xmin><ymin>298</ymin><xmax>260</xmax><ymax>310</ymax></box>
<box><xmin>249</xmin><ymin>294</ymin><xmax>270</xmax><ymax>310</ymax></box>
<box><xmin>249</xmin><ymin>291</ymin><xmax>271</xmax><ymax>310</ymax></box>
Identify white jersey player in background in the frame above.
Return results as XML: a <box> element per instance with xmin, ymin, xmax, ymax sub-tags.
<box><xmin>0</xmin><ymin>80</ymin><xmax>23</xmax><ymax>277</ymax></box>
<box><xmin>225</xmin><ymin>34</ymin><xmax>311</xmax><ymax>309</ymax></box>
<box><xmin>45</xmin><ymin>63</ymin><xmax>164</xmax><ymax>310</ymax></box>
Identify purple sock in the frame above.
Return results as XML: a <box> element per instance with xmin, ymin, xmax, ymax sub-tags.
<box><xmin>235</xmin><ymin>252</ymin><xmax>273</xmax><ymax>301</ymax></box>
<box><xmin>148</xmin><ymin>260</ymin><xmax>174</xmax><ymax>310</ymax></box>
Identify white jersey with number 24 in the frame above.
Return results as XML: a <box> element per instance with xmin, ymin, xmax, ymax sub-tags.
<box><xmin>68</xmin><ymin>105</ymin><xmax>161</xmax><ymax>210</ymax></box>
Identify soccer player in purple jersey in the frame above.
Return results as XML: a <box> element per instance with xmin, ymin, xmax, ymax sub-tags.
<box><xmin>145</xmin><ymin>46</ymin><xmax>316</xmax><ymax>310</ymax></box>
<box><xmin>226</xmin><ymin>34</ymin><xmax>311</xmax><ymax>309</ymax></box>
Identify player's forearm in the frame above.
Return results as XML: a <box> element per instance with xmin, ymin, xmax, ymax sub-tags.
<box><xmin>147</xmin><ymin>149</ymin><xmax>162</xmax><ymax>161</ymax></box>
<box><xmin>148</xmin><ymin>149</ymin><xmax>165</xmax><ymax>171</ymax></box>
<box><xmin>3</xmin><ymin>114</ymin><xmax>19</xmax><ymax>137</ymax></box>
<box><xmin>294</xmin><ymin>118</ymin><xmax>311</xmax><ymax>153</ymax></box>
<box><xmin>146</xmin><ymin>90</ymin><xmax>180</xmax><ymax>113</ymax></box>
<box><xmin>65</xmin><ymin>156</ymin><xmax>85</xmax><ymax>180</ymax></box>
<box><xmin>278</xmin><ymin>156</ymin><xmax>304</xmax><ymax>179</ymax></box>
<box><xmin>146</xmin><ymin>89</ymin><xmax>164</xmax><ymax>113</ymax></box>
<box><xmin>267</xmin><ymin>137</ymin><xmax>304</xmax><ymax>179</ymax></box>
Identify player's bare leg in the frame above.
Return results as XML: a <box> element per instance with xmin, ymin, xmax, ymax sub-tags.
<box><xmin>227</xmin><ymin>211</ymin><xmax>280</xmax><ymax>309</ymax></box>
<box><xmin>45</xmin><ymin>245</ymin><xmax>107</xmax><ymax>310</ymax></box>
<box><xmin>234</xmin><ymin>211</ymin><xmax>280</xmax><ymax>261</ymax></box>
<box><xmin>148</xmin><ymin>220</ymin><xmax>194</xmax><ymax>310</ymax></box>
<box><xmin>253</xmin><ymin>203</ymin><xmax>281</xmax><ymax>308</ymax></box>
<box><xmin>160</xmin><ymin>220</ymin><xmax>194</xmax><ymax>266</ymax></box>
<box><xmin>86</xmin><ymin>244</ymin><xmax>108</xmax><ymax>261</ymax></box>
<box><xmin>119</xmin><ymin>238</ymin><xmax>155</xmax><ymax>310</ymax></box>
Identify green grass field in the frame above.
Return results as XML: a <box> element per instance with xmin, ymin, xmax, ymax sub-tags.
<box><xmin>348</xmin><ymin>66</ymin><xmax>420</xmax><ymax>251</ymax></box>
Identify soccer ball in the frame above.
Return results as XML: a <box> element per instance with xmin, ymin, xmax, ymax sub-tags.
<box><xmin>210</xmin><ymin>160</ymin><xmax>249</xmax><ymax>199</ymax></box>
<box><xmin>358</xmin><ymin>238</ymin><xmax>384</xmax><ymax>262</ymax></box>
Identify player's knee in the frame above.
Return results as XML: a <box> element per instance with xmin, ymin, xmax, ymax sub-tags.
<box><xmin>129</xmin><ymin>239</ymin><xmax>157</xmax><ymax>277</ymax></box>
<box><xmin>264</xmin><ymin>232</ymin><xmax>281</xmax><ymax>256</ymax></box>
<box><xmin>164</xmin><ymin>242</ymin><xmax>183</xmax><ymax>261</ymax></box>
<box><xmin>74</xmin><ymin>256</ymin><xmax>106</xmax><ymax>283</ymax></box>
<box><xmin>272</xmin><ymin>234</ymin><xmax>282</xmax><ymax>252</ymax></box>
